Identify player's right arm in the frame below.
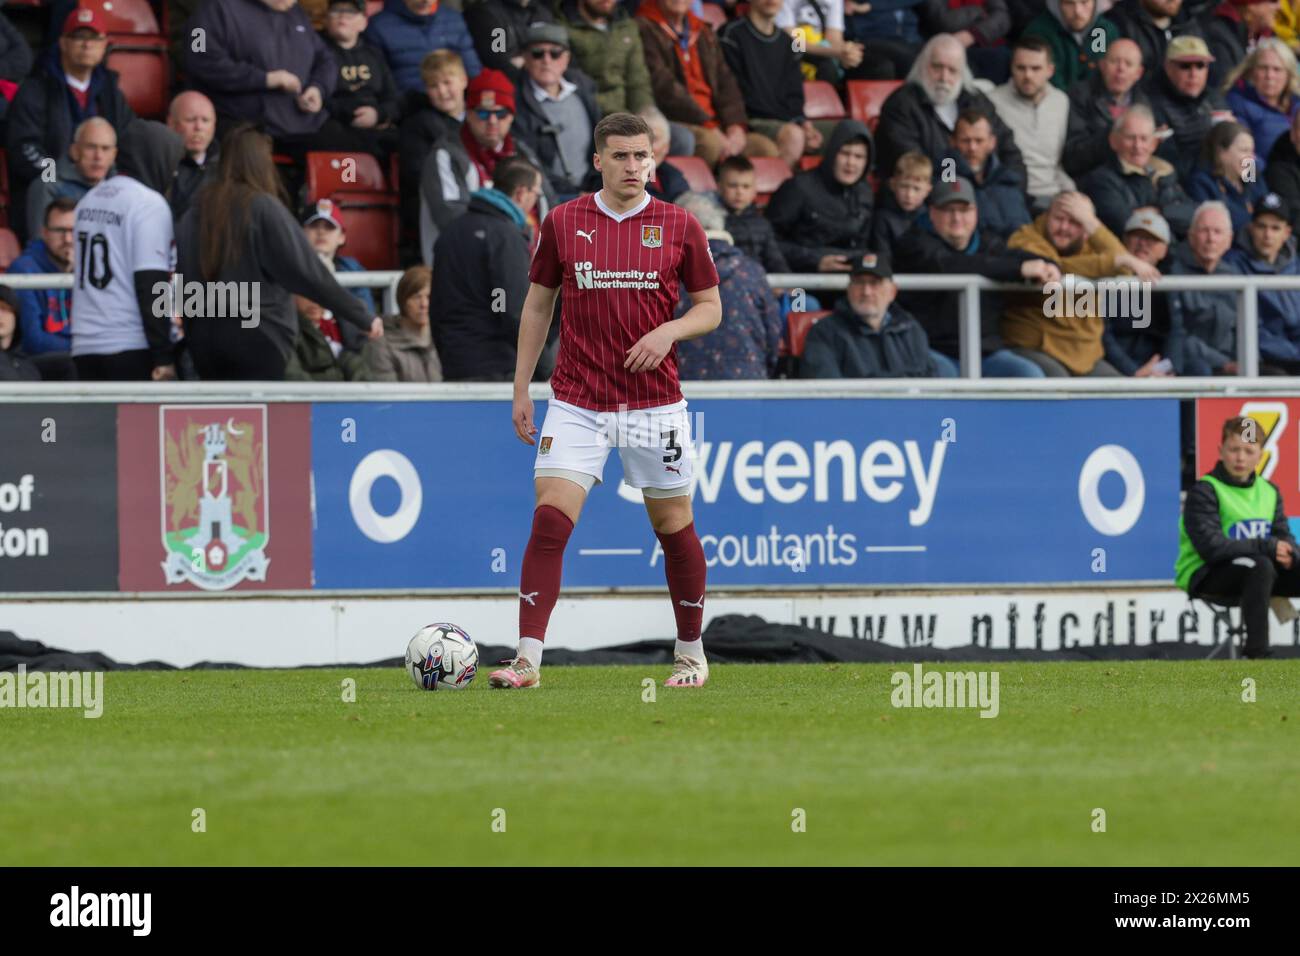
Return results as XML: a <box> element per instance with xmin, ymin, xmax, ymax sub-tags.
<box><xmin>512</xmin><ymin>282</ymin><xmax>559</xmax><ymax>445</ymax></box>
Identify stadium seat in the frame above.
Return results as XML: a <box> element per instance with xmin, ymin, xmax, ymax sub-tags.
<box><xmin>306</xmin><ymin>152</ymin><xmax>399</xmax><ymax>270</ymax></box>
<box><xmin>697</xmin><ymin>3</ymin><xmax>727</xmax><ymax>29</ymax></box>
<box><xmin>784</xmin><ymin>310</ymin><xmax>832</xmax><ymax>358</ymax></box>
<box><xmin>847</xmin><ymin>80</ymin><xmax>902</xmax><ymax>132</ymax></box>
<box><xmin>802</xmin><ymin>81</ymin><xmax>846</xmax><ymax>120</ymax></box>
<box><xmin>750</xmin><ymin>156</ymin><xmax>792</xmax><ymax>206</ymax></box>
<box><xmin>108</xmin><ymin>40</ymin><xmax>170</xmax><ymax>119</ymax></box>
<box><xmin>0</xmin><ymin>228</ymin><xmax>21</xmax><ymax>272</ymax></box>
<box><xmin>667</xmin><ymin>155</ymin><xmax>716</xmax><ymax>194</ymax></box>
<box><xmin>87</xmin><ymin>0</ymin><xmax>160</xmax><ymax>34</ymax></box>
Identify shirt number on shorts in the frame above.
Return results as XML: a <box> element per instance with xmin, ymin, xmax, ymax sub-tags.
<box><xmin>662</xmin><ymin>428</ymin><xmax>682</xmax><ymax>463</ymax></box>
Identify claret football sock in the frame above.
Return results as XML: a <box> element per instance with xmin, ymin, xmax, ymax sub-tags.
<box><xmin>655</xmin><ymin>522</ymin><xmax>707</xmax><ymax>648</ymax></box>
<box><xmin>518</xmin><ymin>504</ymin><xmax>574</xmax><ymax>642</ymax></box>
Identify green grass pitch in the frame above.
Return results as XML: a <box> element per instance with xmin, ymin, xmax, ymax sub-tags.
<box><xmin>3</xmin><ymin>662</ymin><xmax>1297</xmax><ymax>866</ymax></box>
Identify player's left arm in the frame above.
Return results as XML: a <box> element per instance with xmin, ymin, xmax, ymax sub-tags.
<box><xmin>624</xmin><ymin>286</ymin><xmax>721</xmax><ymax>373</ymax></box>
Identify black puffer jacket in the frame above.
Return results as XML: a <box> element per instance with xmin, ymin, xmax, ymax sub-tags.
<box><xmin>0</xmin><ymin>285</ymin><xmax>41</xmax><ymax>382</ymax></box>
<box><xmin>1144</xmin><ymin>68</ymin><xmax>1227</xmax><ymax>180</ymax></box>
<box><xmin>724</xmin><ymin>204</ymin><xmax>789</xmax><ymax>273</ymax></box>
<box><xmin>1265</xmin><ymin>132</ymin><xmax>1300</xmax><ymax>230</ymax></box>
<box><xmin>1183</xmin><ymin>462</ymin><xmax>1293</xmax><ymax>595</ymax></box>
<box><xmin>464</xmin><ymin>0</ymin><xmax>555</xmax><ymax>76</ymax></box>
<box><xmin>874</xmin><ymin>80</ymin><xmax>1025</xmax><ymax>187</ymax></box>
<box><xmin>799</xmin><ymin>299</ymin><xmax>939</xmax><ymax>379</ymax></box>
<box><xmin>1064</xmin><ymin>70</ymin><xmax>1153</xmax><ymax>179</ymax></box>
<box><xmin>765</xmin><ymin>119</ymin><xmax>875</xmax><ymax>272</ymax></box>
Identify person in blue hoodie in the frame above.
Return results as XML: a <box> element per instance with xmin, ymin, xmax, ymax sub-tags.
<box><xmin>1185</xmin><ymin>120</ymin><xmax>1270</xmax><ymax>233</ymax></box>
<box><xmin>366</xmin><ymin>0</ymin><xmax>483</xmax><ymax>95</ymax></box>
<box><xmin>4</xmin><ymin>6</ymin><xmax>134</xmax><ymax>244</ymax></box>
<box><xmin>944</xmin><ymin>107</ymin><xmax>1031</xmax><ymax>239</ymax></box>
<box><xmin>1226</xmin><ymin>191</ymin><xmax>1300</xmax><ymax>374</ymax></box>
<box><xmin>5</xmin><ymin>195</ymin><xmax>75</xmax><ymax>374</ymax></box>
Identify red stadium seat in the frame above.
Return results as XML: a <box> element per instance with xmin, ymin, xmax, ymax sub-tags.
<box><xmin>750</xmin><ymin>156</ymin><xmax>792</xmax><ymax>206</ymax></box>
<box><xmin>847</xmin><ymin>80</ymin><xmax>902</xmax><ymax>132</ymax></box>
<box><xmin>799</xmin><ymin>154</ymin><xmax>822</xmax><ymax>171</ymax></box>
<box><xmin>697</xmin><ymin>3</ymin><xmax>727</xmax><ymax>29</ymax></box>
<box><xmin>86</xmin><ymin>0</ymin><xmax>160</xmax><ymax>34</ymax></box>
<box><xmin>784</xmin><ymin>310</ymin><xmax>832</xmax><ymax>358</ymax></box>
<box><xmin>667</xmin><ymin>155</ymin><xmax>716</xmax><ymax>193</ymax></box>
<box><xmin>306</xmin><ymin>152</ymin><xmax>399</xmax><ymax>270</ymax></box>
<box><xmin>802</xmin><ymin>81</ymin><xmax>845</xmax><ymax>120</ymax></box>
<box><xmin>0</xmin><ymin>228</ymin><xmax>21</xmax><ymax>272</ymax></box>
<box><xmin>107</xmin><ymin>40</ymin><xmax>170</xmax><ymax>119</ymax></box>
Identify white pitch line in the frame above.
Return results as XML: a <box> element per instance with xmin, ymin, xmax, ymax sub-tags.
<box><xmin>864</xmin><ymin>545</ymin><xmax>928</xmax><ymax>553</ymax></box>
<box><xmin>578</xmin><ymin>548</ymin><xmax>645</xmax><ymax>556</ymax></box>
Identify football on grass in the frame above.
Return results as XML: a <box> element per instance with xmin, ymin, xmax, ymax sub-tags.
<box><xmin>405</xmin><ymin>623</ymin><xmax>478</xmax><ymax>690</ymax></box>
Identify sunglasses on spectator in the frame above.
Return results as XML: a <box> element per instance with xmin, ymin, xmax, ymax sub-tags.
<box><xmin>1174</xmin><ymin>60</ymin><xmax>1209</xmax><ymax>71</ymax></box>
<box><xmin>529</xmin><ymin>46</ymin><xmax>566</xmax><ymax>60</ymax></box>
<box><xmin>474</xmin><ymin>108</ymin><xmax>511</xmax><ymax>121</ymax></box>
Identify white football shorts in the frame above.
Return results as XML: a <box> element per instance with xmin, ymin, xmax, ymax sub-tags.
<box><xmin>533</xmin><ymin>398</ymin><xmax>694</xmax><ymax>496</ymax></box>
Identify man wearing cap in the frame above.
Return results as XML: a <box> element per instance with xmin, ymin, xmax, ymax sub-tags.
<box><xmin>799</xmin><ymin>252</ymin><xmax>943</xmax><ymax>379</ymax></box>
<box><xmin>419</xmin><ymin>67</ymin><xmax>551</xmax><ymax>263</ymax></box>
<box><xmin>1002</xmin><ymin>190</ymin><xmax>1161</xmax><ymax>376</ymax></box>
<box><xmin>302</xmin><ymin>199</ymin><xmax>379</xmax><ymax>322</ymax></box>
<box><xmin>1108</xmin><ymin>0</ymin><xmax>1204</xmax><ymax>70</ymax></box>
<box><xmin>1204</xmin><ymin>0</ymin><xmax>1279</xmax><ymax>87</ymax></box>
<box><xmin>1078</xmin><ymin>104</ymin><xmax>1196</xmax><ymax>240</ymax></box>
<box><xmin>895</xmin><ymin>176</ymin><xmax>1062</xmax><ymax>377</ymax></box>
<box><xmin>1106</xmin><ymin>208</ymin><xmax>1176</xmax><ymax>375</ymax></box>
<box><xmin>1226</xmin><ymin>191</ymin><xmax>1300</xmax><ymax>372</ymax></box>
<box><xmin>465</xmin><ymin>0</ymin><xmax>556</xmax><ymax>75</ymax></box>
<box><xmin>1145</xmin><ymin>35</ymin><xmax>1231</xmax><ymax>179</ymax></box>
<box><xmin>510</xmin><ymin>23</ymin><xmax>601</xmax><ymax>198</ymax></box>
<box><xmin>4</xmin><ymin>6</ymin><xmax>134</xmax><ymax>245</ymax></box>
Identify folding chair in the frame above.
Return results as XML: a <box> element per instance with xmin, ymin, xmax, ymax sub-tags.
<box><xmin>1196</xmin><ymin>595</ymin><xmax>1246</xmax><ymax>660</ymax></box>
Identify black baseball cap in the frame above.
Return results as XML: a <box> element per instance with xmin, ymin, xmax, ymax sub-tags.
<box><xmin>327</xmin><ymin>0</ymin><xmax>367</xmax><ymax>11</ymax></box>
<box><xmin>850</xmin><ymin>251</ymin><xmax>892</xmax><ymax>279</ymax></box>
<box><xmin>1254</xmin><ymin>192</ymin><xmax>1292</xmax><ymax>224</ymax></box>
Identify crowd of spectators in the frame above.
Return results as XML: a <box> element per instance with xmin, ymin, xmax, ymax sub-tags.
<box><xmin>3</xmin><ymin>0</ymin><xmax>1300</xmax><ymax>382</ymax></box>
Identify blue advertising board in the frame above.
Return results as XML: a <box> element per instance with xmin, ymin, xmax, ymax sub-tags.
<box><xmin>311</xmin><ymin>398</ymin><xmax>1180</xmax><ymax>589</ymax></box>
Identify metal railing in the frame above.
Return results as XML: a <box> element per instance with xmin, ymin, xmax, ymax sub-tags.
<box><xmin>6</xmin><ymin>270</ymin><xmax>1300</xmax><ymax>379</ymax></box>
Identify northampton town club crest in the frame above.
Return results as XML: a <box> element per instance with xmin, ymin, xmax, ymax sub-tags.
<box><xmin>159</xmin><ymin>405</ymin><xmax>270</xmax><ymax>589</ymax></box>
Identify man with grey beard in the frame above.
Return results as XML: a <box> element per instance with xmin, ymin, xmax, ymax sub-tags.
<box><xmin>875</xmin><ymin>33</ymin><xmax>1025</xmax><ymax>183</ymax></box>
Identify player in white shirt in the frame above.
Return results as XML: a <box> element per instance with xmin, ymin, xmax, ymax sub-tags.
<box><xmin>70</xmin><ymin>121</ymin><xmax>184</xmax><ymax>381</ymax></box>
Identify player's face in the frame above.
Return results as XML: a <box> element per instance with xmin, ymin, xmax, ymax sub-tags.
<box><xmin>467</xmin><ymin>107</ymin><xmax>513</xmax><ymax>148</ymax></box>
<box><xmin>70</xmin><ymin>126</ymin><xmax>117</xmax><ymax>182</ymax></box>
<box><xmin>306</xmin><ymin>221</ymin><xmax>346</xmax><ymax>257</ymax></box>
<box><xmin>402</xmin><ymin>284</ymin><xmax>431</xmax><ymax>326</ymax></box>
<box><xmin>1220</xmin><ymin>433</ymin><xmax>1261</xmax><ymax>480</ymax></box>
<box><xmin>42</xmin><ymin>210</ymin><xmax>76</xmax><ymax>268</ymax></box>
<box><xmin>596</xmin><ymin>134</ymin><xmax>654</xmax><ymax>201</ymax></box>
<box><xmin>719</xmin><ymin>171</ymin><xmax>756</xmax><ymax>212</ymax></box>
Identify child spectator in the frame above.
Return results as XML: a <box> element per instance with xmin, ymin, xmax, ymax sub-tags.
<box><xmin>398</xmin><ymin>51</ymin><xmax>468</xmax><ymax>264</ymax></box>
<box><xmin>320</xmin><ymin>0</ymin><xmax>401</xmax><ymax>160</ymax></box>
<box><xmin>717</xmin><ymin>156</ymin><xmax>789</xmax><ymax>273</ymax></box>
<box><xmin>0</xmin><ymin>286</ymin><xmax>41</xmax><ymax>382</ymax></box>
<box><xmin>871</xmin><ymin>150</ymin><xmax>932</xmax><ymax>255</ymax></box>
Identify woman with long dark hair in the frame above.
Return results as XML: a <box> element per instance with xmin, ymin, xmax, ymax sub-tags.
<box><xmin>176</xmin><ymin>123</ymin><xmax>380</xmax><ymax>380</ymax></box>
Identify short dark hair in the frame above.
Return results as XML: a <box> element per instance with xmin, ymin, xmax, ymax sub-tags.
<box><xmin>44</xmin><ymin>195</ymin><xmax>78</xmax><ymax>226</ymax></box>
<box><xmin>1012</xmin><ymin>34</ymin><xmax>1054</xmax><ymax>65</ymax></box>
<box><xmin>594</xmin><ymin>112</ymin><xmax>652</xmax><ymax>152</ymax></box>
<box><xmin>954</xmin><ymin>108</ymin><xmax>994</xmax><ymax>132</ymax></box>
<box><xmin>494</xmin><ymin>158</ymin><xmax>541</xmax><ymax>196</ymax></box>
<box><xmin>1222</xmin><ymin>416</ymin><xmax>1263</xmax><ymax>445</ymax></box>
<box><xmin>717</xmin><ymin>155</ymin><xmax>754</xmax><ymax>178</ymax></box>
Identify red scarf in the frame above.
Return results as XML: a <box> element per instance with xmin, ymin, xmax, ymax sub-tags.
<box><xmin>460</xmin><ymin>124</ymin><xmax>515</xmax><ymax>186</ymax></box>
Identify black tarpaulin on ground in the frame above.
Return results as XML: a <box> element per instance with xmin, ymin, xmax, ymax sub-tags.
<box><xmin>3</xmin><ymin>615</ymin><xmax>1297</xmax><ymax>671</ymax></box>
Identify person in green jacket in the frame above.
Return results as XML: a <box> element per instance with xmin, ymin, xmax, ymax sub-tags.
<box><xmin>553</xmin><ymin>0</ymin><xmax>654</xmax><ymax>116</ymax></box>
<box><xmin>1174</xmin><ymin>415</ymin><xmax>1300</xmax><ymax>658</ymax></box>
<box><xmin>1023</xmin><ymin>0</ymin><xmax>1119</xmax><ymax>92</ymax></box>
<box><xmin>285</xmin><ymin>295</ymin><xmax>376</xmax><ymax>381</ymax></box>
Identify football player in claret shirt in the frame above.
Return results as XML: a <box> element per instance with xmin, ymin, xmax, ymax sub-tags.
<box><xmin>490</xmin><ymin>112</ymin><xmax>723</xmax><ymax>690</ymax></box>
